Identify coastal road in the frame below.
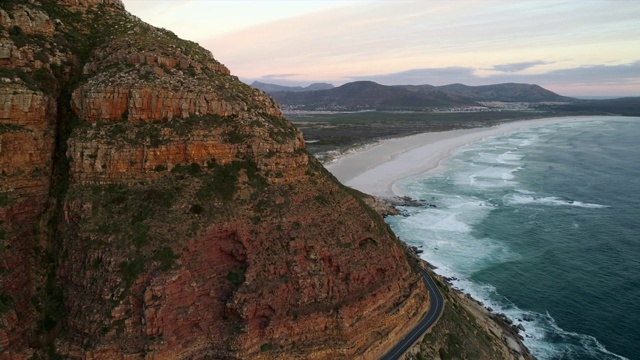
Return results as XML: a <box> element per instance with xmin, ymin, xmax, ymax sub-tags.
<box><xmin>380</xmin><ymin>266</ymin><xmax>444</xmax><ymax>360</ymax></box>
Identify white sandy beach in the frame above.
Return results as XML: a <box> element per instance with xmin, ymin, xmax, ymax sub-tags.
<box><xmin>325</xmin><ymin>116</ymin><xmax>602</xmax><ymax>198</ymax></box>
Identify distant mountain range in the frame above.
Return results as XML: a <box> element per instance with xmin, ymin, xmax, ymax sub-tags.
<box><xmin>255</xmin><ymin>81</ymin><xmax>574</xmax><ymax>111</ymax></box>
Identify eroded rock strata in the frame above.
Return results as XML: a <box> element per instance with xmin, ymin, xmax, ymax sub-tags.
<box><xmin>0</xmin><ymin>1</ymin><xmax>428</xmax><ymax>358</ymax></box>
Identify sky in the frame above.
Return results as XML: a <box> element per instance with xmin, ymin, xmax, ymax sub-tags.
<box><xmin>121</xmin><ymin>0</ymin><xmax>640</xmax><ymax>97</ymax></box>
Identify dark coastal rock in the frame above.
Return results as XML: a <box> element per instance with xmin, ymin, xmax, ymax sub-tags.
<box><xmin>383</xmin><ymin>195</ymin><xmax>424</xmax><ymax>207</ymax></box>
<box><xmin>496</xmin><ymin>313</ymin><xmax>513</xmax><ymax>325</ymax></box>
<box><xmin>425</xmin><ymin>262</ymin><xmax>438</xmax><ymax>270</ymax></box>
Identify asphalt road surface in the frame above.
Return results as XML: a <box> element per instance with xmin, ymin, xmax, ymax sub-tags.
<box><xmin>380</xmin><ymin>266</ymin><xmax>444</xmax><ymax>360</ymax></box>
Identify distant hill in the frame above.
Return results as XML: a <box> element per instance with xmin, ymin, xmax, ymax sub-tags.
<box><xmin>270</xmin><ymin>81</ymin><xmax>477</xmax><ymax>111</ymax></box>
<box><xmin>269</xmin><ymin>81</ymin><xmax>574</xmax><ymax>111</ymax></box>
<box><xmin>553</xmin><ymin>97</ymin><xmax>640</xmax><ymax>116</ymax></box>
<box><xmin>437</xmin><ymin>83</ymin><xmax>574</xmax><ymax>102</ymax></box>
<box><xmin>251</xmin><ymin>81</ymin><xmax>334</xmax><ymax>93</ymax></box>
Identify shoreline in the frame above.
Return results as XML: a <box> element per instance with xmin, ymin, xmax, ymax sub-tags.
<box><xmin>326</xmin><ymin>115</ymin><xmax>618</xmax><ymax>359</ymax></box>
<box><xmin>325</xmin><ymin>116</ymin><xmax>604</xmax><ymax>198</ymax></box>
<box><xmin>416</xmin><ymin>258</ymin><xmax>535</xmax><ymax>360</ymax></box>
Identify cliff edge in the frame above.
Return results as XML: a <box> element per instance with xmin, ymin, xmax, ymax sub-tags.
<box><xmin>0</xmin><ymin>1</ymin><xmax>428</xmax><ymax>358</ymax></box>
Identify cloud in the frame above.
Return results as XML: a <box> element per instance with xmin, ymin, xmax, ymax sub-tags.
<box><xmin>203</xmin><ymin>1</ymin><xmax>640</xmax><ymax>85</ymax></box>
<box><xmin>125</xmin><ymin>0</ymin><xmax>640</xmax><ymax>96</ymax></box>
<box><xmin>488</xmin><ymin>61</ymin><xmax>553</xmax><ymax>73</ymax></box>
<box><xmin>344</xmin><ymin>61</ymin><xmax>640</xmax><ymax>91</ymax></box>
<box><xmin>349</xmin><ymin>67</ymin><xmax>477</xmax><ymax>85</ymax></box>
<box><xmin>261</xmin><ymin>73</ymin><xmax>301</xmax><ymax>79</ymax></box>
<box><xmin>488</xmin><ymin>61</ymin><xmax>640</xmax><ymax>85</ymax></box>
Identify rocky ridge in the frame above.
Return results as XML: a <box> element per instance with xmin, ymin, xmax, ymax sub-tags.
<box><xmin>0</xmin><ymin>1</ymin><xmax>428</xmax><ymax>359</ymax></box>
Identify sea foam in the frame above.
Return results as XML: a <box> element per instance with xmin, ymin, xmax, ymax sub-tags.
<box><xmin>388</xmin><ymin>117</ymin><xmax>636</xmax><ymax>359</ymax></box>
<box><xmin>503</xmin><ymin>193</ymin><xmax>609</xmax><ymax>209</ymax></box>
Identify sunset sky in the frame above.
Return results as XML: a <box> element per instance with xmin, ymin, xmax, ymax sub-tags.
<box><xmin>121</xmin><ymin>0</ymin><xmax>640</xmax><ymax>97</ymax></box>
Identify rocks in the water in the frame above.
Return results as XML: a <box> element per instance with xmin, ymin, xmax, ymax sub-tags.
<box><xmin>378</xmin><ymin>196</ymin><xmax>437</xmax><ymax>217</ymax></box>
<box><xmin>523</xmin><ymin>314</ymin><xmax>534</xmax><ymax>322</ymax></box>
<box><xmin>496</xmin><ymin>313</ymin><xmax>513</xmax><ymax>325</ymax></box>
<box><xmin>425</xmin><ymin>262</ymin><xmax>438</xmax><ymax>270</ymax></box>
<box><xmin>382</xmin><ymin>196</ymin><xmax>425</xmax><ymax>207</ymax></box>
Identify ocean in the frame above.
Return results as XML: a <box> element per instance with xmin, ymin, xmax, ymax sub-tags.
<box><xmin>385</xmin><ymin>116</ymin><xmax>640</xmax><ymax>360</ymax></box>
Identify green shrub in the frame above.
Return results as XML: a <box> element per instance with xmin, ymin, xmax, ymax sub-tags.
<box><xmin>0</xmin><ymin>292</ymin><xmax>12</xmax><ymax>315</ymax></box>
<box><xmin>226</xmin><ymin>265</ymin><xmax>246</xmax><ymax>287</ymax></box>
<box><xmin>119</xmin><ymin>257</ymin><xmax>145</xmax><ymax>287</ymax></box>
<box><xmin>8</xmin><ymin>25</ymin><xmax>27</xmax><ymax>48</ymax></box>
<box><xmin>32</xmin><ymin>67</ymin><xmax>57</xmax><ymax>95</ymax></box>
<box><xmin>130</xmin><ymin>206</ymin><xmax>151</xmax><ymax>225</ymax></box>
<box><xmin>0</xmin><ymin>123</ymin><xmax>28</xmax><ymax>135</ymax></box>
<box><xmin>34</xmin><ymin>50</ymin><xmax>49</xmax><ymax>63</ymax></box>
<box><xmin>109</xmin><ymin>193</ymin><xmax>128</xmax><ymax>206</ymax></box>
<box><xmin>188</xmin><ymin>162</ymin><xmax>201</xmax><ymax>174</ymax></box>
<box><xmin>224</xmin><ymin>130</ymin><xmax>247</xmax><ymax>144</ymax></box>
<box><xmin>197</xmin><ymin>162</ymin><xmax>241</xmax><ymax>201</ymax></box>
<box><xmin>96</xmin><ymin>222</ymin><xmax>117</xmax><ymax>235</ymax></box>
<box><xmin>131</xmin><ymin>225</ymin><xmax>149</xmax><ymax>249</ymax></box>
<box><xmin>260</xmin><ymin>343</ymin><xmax>277</xmax><ymax>352</ymax></box>
<box><xmin>253</xmin><ymin>199</ymin><xmax>271</xmax><ymax>213</ymax></box>
<box><xmin>142</xmin><ymin>188</ymin><xmax>174</xmax><ymax>208</ymax></box>
<box><xmin>152</xmin><ymin>246</ymin><xmax>178</xmax><ymax>271</ymax></box>
<box><xmin>314</xmin><ymin>194</ymin><xmax>330</xmax><ymax>205</ymax></box>
<box><xmin>170</xmin><ymin>162</ymin><xmax>202</xmax><ymax>176</ymax></box>
<box><xmin>0</xmin><ymin>193</ymin><xmax>10</xmax><ymax>207</ymax></box>
<box><xmin>338</xmin><ymin>241</ymin><xmax>353</xmax><ymax>249</ymax></box>
<box><xmin>189</xmin><ymin>204</ymin><xmax>204</xmax><ymax>214</ymax></box>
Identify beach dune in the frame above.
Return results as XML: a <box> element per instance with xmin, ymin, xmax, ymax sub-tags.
<box><xmin>325</xmin><ymin>116</ymin><xmax>596</xmax><ymax>197</ymax></box>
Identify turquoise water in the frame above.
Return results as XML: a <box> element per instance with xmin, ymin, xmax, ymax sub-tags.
<box><xmin>386</xmin><ymin>116</ymin><xmax>640</xmax><ymax>360</ymax></box>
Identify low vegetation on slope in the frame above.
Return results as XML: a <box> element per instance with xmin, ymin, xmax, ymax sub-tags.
<box><xmin>0</xmin><ymin>1</ymin><xmax>427</xmax><ymax>359</ymax></box>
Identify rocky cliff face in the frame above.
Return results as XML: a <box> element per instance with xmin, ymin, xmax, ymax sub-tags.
<box><xmin>0</xmin><ymin>1</ymin><xmax>428</xmax><ymax>359</ymax></box>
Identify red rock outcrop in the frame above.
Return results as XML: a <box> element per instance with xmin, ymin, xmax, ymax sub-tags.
<box><xmin>0</xmin><ymin>43</ymin><xmax>60</xmax><ymax>360</ymax></box>
<box><xmin>0</xmin><ymin>6</ymin><xmax>55</xmax><ymax>36</ymax></box>
<box><xmin>0</xmin><ymin>1</ymin><xmax>429</xmax><ymax>359</ymax></box>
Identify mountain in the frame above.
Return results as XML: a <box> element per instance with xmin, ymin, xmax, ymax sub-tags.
<box><xmin>270</xmin><ymin>80</ymin><xmax>477</xmax><ymax>111</ymax></box>
<box><xmin>268</xmin><ymin>81</ymin><xmax>574</xmax><ymax>111</ymax></box>
<box><xmin>0</xmin><ymin>1</ymin><xmax>428</xmax><ymax>358</ymax></box>
<box><xmin>0</xmin><ymin>1</ymin><xmax>540</xmax><ymax>359</ymax></box>
<box><xmin>251</xmin><ymin>81</ymin><xmax>334</xmax><ymax>93</ymax></box>
<box><xmin>437</xmin><ymin>83</ymin><xmax>574</xmax><ymax>102</ymax></box>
